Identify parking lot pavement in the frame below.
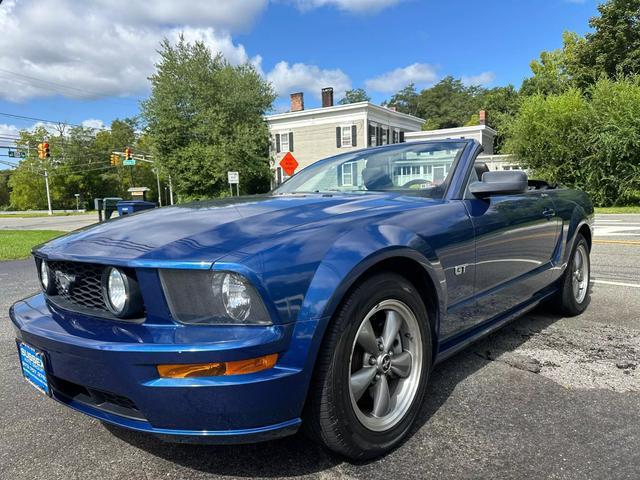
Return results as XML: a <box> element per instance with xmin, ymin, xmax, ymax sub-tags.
<box><xmin>1</xmin><ymin>223</ymin><xmax>639</xmax><ymax>479</ymax></box>
<box><xmin>0</xmin><ymin>213</ymin><xmax>98</xmax><ymax>232</ymax></box>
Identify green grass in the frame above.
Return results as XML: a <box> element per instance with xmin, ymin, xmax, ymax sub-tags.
<box><xmin>595</xmin><ymin>206</ymin><xmax>640</xmax><ymax>214</ymax></box>
<box><xmin>0</xmin><ymin>230</ymin><xmax>64</xmax><ymax>260</ymax></box>
<box><xmin>0</xmin><ymin>212</ymin><xmax>89</xmax><ymax>218</ymax></box>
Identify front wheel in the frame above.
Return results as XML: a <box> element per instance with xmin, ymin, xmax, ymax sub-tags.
<box><xmin>304</xmin><ymin>273</ymin><xmax>432</xmax><ymax>459</ymax></box>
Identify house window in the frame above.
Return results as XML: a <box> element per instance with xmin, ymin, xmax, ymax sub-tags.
<box><xmin>341</xmin><ymin>126</ymin><xmax>352</xmax><ymax>147</ymax></box>
<box><xmin>369</xmin><ymin>123</ymin><xmax>377</xmax><ymax>147</ymax></box>
<box><xmin>342</xmin><ymin>162</ymin><xmax>356</xmax><ymax>186</ymax></box>
<box><xmin>280</xmin><ymin>132</ymin><xmax>290</xmax><ymax>152</ymax></box>
<box><xmin>393</xmin><ymin>129</ymin><xmax>400</xmax><ymax>144</ymax></box>
<box><xmin>381</xmin><ymin>128</ymin><xmax>388</xmax><ymax>145</ymax></box>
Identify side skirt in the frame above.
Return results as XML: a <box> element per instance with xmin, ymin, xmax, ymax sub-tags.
<box><xmin>434</xmin><ymin>287</ymin><xmax>557</xmax><ymax>365</ymax></box>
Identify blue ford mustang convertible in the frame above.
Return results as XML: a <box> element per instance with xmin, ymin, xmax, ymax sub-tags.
<box><xmin>11</xmin><ymin>140</ymin><xmax>593</xmax><ymax>459</ymax></box>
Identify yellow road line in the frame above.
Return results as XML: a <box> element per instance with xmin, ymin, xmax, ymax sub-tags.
<box><xmin>594</xmin><ymin>239</ymin><xmax>640</xmax><ymax>246</ymax></box>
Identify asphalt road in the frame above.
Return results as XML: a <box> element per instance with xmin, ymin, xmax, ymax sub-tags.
<box><xmin>0</xmin><ymin>216</ymin><xmax>639</xmax><ymax>479</ymax></box>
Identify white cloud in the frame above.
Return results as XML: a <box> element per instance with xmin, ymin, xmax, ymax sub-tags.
<box><xmin>266</xmin><ymin>61</ymin><xmax>352</xmax><ymax>100</ymax></box>
<box><xmin>461</xmin><ymin>71</ymin><xmax>496</xmax><ymax>87</ymax></box>
<box><xmin>365</xmin><ymin>63</ymin><xmax>438</xmax><ymax>93</ymax></box>
<box><xmin>0</xmin><ymin>0</ymin><xmax>266</xmax><ymax>102</ymax></box>
<box><xmin>0</xmin><ymin>124</ymin><xmax>20</xmax><ymax>138</ymax></box>
<box><xmin>81</xmin><ymin>119</ymin><xmax>106</xmax><ymax>130</ymax></box>
<box><xmin>287</xmin><ymin>0</ymin><xmax>405</xmax><ymax>13</ymax></box>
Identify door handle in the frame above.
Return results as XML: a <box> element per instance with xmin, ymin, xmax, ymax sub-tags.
<box><xmin>542</xmin><ymin>208</ymin><xmax>556</xmax><ymax>219</ymax></box>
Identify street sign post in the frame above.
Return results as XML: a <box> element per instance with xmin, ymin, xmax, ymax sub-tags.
<box><xmin>227</xmin><ymin>171</ymin><xmax>239</xmax><ymax>196</ymax></box>
<box><xmin>279</xmin><ymin>152</ymin><xmax>299</xmax><ymax>177</ymax></box>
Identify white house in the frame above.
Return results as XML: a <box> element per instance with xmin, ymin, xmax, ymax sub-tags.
<box><xmin>265</xmin><ymin>88</ymin><xmax>425</xmax><ymax>183</ymax></box>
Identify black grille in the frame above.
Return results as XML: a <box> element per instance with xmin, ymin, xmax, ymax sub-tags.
<box><xmin>48</xmin><ymin>260</ymin><xmax>107</xmax><ymax>312</ymax></box>
<box><xmin>50</xmin><ymin>375</ymin><xmax>145</xmax><ymax>421</ymax></box>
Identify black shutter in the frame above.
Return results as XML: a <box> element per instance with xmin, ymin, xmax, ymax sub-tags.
<box><xmin>275</xmin><ymin>134</ymin><xmax>281</xmax><ymax>153</ymax></box>
<box><xmin>289</xmin><ymin>132</ymin><xmax>294</xmax><ymax>152</ymax></box>
<box><xmin>376</xmin><ymin>126</ymin><xmax>381</xmax><ymax>146</ymax></box>
<box><xmin>336</xmin><ymin>127</ymin><xmax>342</xmax><ymax>148</ymax></box>
<box><xmin>351</xmin><ymin>125</ymin><xmax>357</xmax><ymax>147</ymax></box>
<box><xmin>367</xmin><ymin>124</ymin><xmax>372</xmax><ymax>146</ymax></box>
<box><xmin>386</xmin><ymin>128</ymin><xmax>390</xmax><ymax>144</ymax></box>
<box><xmin>399</xmin><ymin>131</ymin><xmax>405</xmax><ymax>143</ymax></box>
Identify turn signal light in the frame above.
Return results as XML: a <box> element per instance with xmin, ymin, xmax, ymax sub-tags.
<box><xmin>157</xmin><ymin>353</ymin><xmax>278</xmax><ymax>378</ymax></box>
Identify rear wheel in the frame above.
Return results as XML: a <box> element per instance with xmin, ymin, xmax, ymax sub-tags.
<box><xmin>552</xmin><ymin>233</ymin><xmax>591</xmax><ymax>315</ymax></box>
<box><xmin>304</xmin><ymin>273</ymin><xmax>432</xmax><ymax>459</ymax></box>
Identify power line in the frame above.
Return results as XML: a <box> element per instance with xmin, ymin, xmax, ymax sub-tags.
<box><xmin>0</xmin><ymin>67</ymin><xmax>143</xmax><ymax>105</ymax></box>
<box><xmin>0</xmin><ymin>111</ymin><xmax>111</xmax><ymax>131</ymax></box>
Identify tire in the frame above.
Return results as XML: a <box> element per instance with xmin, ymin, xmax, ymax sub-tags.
<box><xmin>552</xmin><ymin>233</ymin><xmax>591</xmax><ymax>316</ymax></box>
<box><xmin>304</xmin><ymin>272</ymin><xmax>432</xmax><ymax>460</ymax></box>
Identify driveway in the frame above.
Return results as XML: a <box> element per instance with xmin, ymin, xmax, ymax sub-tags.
<box><xmin>0</xmin><ymin>213</ymin><xmax>98</xmax><ymax>232</ymax></box>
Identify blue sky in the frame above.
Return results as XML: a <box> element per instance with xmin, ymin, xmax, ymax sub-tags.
<box><xmin>0</xmin><ymin>0</ymin><xmax>599</xmax><ymax>145</ymax></box>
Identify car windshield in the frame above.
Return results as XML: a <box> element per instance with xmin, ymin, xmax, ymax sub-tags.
<box><xmin>273</xmin><ymin>141</ymin><xmax>467</xmax><ymax>199</ymax></box>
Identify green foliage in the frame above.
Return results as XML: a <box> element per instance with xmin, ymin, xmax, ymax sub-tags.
<box><xmin>0</xmin><ymin>230</ymin><xmax>64</xmax><ymax>260</ymax></box>
<box><xmin>339</xmin><ymin>88</ymin><xmax>371</xmax><ymax>104</ymax></box>
<box><xmin>142</xmin><ymin>36</ymin><xmax>275</xmax><ymax>200</ymax></box>
<box><xmin>415</xmin><ymin>76</ymin><xmax>483</xmax><ymax>129</ymax></box>
<box><xmin>0</xmin><ymin>170</ymin><xmax>11</xmax><ymax>206</ymax></box>
<box><xmin>520</xmin><ymin>49</ymin><xmax>573</xmax><ymax>96</ymax></box>
<box><xmin>384</xmin><ymin>84</ymin><xmax>419</xmax><ymax>116</ymax></box>
<box><xmin>507</xmin><ymin>78</ymin><xmax>640</xmax><ymax>206</ymax></box>
<box><xmin>8</xmin><ymin>121</ymin><xmax>159</xmax><ymax>210</ymax></box>
<box><xmin>567</xmin><ymin>0</ymin><xmax>640</xmax><ymax>88</ymax></box>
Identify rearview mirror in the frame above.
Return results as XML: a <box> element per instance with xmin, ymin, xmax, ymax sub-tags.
<box><xmin>469</xmin><ymin>170</ymin><xmax>528</xmax><ymax>198</ymax></box>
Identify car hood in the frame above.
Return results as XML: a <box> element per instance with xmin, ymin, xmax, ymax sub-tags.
<box><xmin>35</xmin><ymin>193</ymin><xmax>434</xmax><ymax>267</ymax></box>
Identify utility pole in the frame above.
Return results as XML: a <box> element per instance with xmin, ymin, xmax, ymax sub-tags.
<box><xmin>44</xmin><ymin>169</ymin><xmax>53</xmax><ymax>215</ymax></box>
<box><xmin>168</xmin><ymin>175</ymin><xmax>174</xmax><ymax>205</ymax></box>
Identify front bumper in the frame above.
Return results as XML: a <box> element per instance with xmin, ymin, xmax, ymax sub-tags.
<box><xmin>10</xmin><ymin>294</ymin><xmax>308</xmax><ymax>443</ymax></box>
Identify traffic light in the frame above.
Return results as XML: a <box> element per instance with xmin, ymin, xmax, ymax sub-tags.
<box><xmin>110</xmin><ymin>154</ymin><xmax>120</xmax><ymax>166</ymax></box>
<box><xmin>37</xmin><ymin>143</ymin><xmax>45</xmax><ymax>160</ymax></box>
<box><xmin>43</xmin><ymin>142</ymin><xmax>50</xmax><ymax>158</ymax></box>
<box><xmin>124</xmin><ymin>147</ymin><xmax>132</xmax><ymax>160</ymax></box>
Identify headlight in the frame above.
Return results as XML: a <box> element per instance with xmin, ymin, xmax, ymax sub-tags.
<box><xmin>221</xmin><ymin>273</ymin><xmax>252</xmax><ymax>322</ymax></box>
<box><xmin>38</xmin><ymin>259</ymin><xmax>55</xmax><ymax>294</ymax></box>
<box><xmin>160</xmin><ymin>270</ymin><xmax>271</xmax><ymax>325</ymax></box>
<box><xmin>101</xmin><ymin>267</ymin><xmax>143</xmax><ymax>318</ymax></box>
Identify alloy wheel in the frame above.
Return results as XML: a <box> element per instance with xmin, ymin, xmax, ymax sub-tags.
<box><xmin>348</xmin><ymin>299</ymin><xmax>423</xmax><ymax>432</ymax></box>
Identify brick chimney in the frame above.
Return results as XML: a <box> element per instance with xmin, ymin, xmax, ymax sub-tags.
<box><xmin>321</xmin><ymin>87</ymin><xmax>334</xmax><ymax>108</ymax></box>
<box><xmin>479</xmin><ymin>110</ymin><xmax>487</xmax><ymax>125</ymax></box>
<box><xmin>290</xmin><ymin>92</ymin><xmax>304</xmax><ymax>112</ymax></box>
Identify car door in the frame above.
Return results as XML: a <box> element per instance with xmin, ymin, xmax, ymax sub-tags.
<box><xmin>464</xmin><ymin>186</ymin><xmax>560</xmax><ymax>323</ymax></box>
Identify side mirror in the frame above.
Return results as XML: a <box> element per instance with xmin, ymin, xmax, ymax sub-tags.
<box><xmin>469</xmin><ymin>170</ymin><xmax>528</xmax><ymax>198</ymax></box>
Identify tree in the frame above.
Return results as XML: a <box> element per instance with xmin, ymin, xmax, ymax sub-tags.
<box><xmin>478</xmin><ymin>85</ymin><xmax>522</xmax><ymax>153</ymax></box>
<box><xmin>416</xmin><ymin>77</ymin><xmax>482</xmax><ymax>129</ymax></box>
<box><xmin>507</xmin><ymin>78</ymin><xmax>640</xmax><ymax>206</ymax></box>
<box><xmin>142</xmin><ymin>36</ymin><xmax>275</xmax><ymax>201</ymax></box>
<box><xmin>338</xmin><ymin>88</ymin><xmax>370</xmax><ymax>104</ymax></box>
<box><xmin>520</xmin><ymin>49</ymin><xmax>573</xmax><ymax>96</ymax></box>
<box><xmin>384</xmin><ymin>83</ymin><xmax>419</xmax><ymax>116</ymax></box>
<box><xmin>567</xmin><ymin>0</ymin><xmax>640</xmax><ymax>88</ymax></box>
<box><xmin>8</xmin><ymin>119</ymin><xmax>158</xmax><ymax>210</ymax></box>
<box><xmin>0</xmin><ymin>170</ymin><xmax>11</xmax><ymax>207</ymax></box>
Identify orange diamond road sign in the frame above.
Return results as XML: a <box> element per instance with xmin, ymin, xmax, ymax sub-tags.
<box><xmin>279</xmin><ymin>152</ymin><xmax>299</xmax><ymax>177</ymax></box>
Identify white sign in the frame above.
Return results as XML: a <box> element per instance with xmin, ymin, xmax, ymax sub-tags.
<box><xmin>227</xmin><ymin>171</ymin><xmax>239</xmax><ymax>184</ymax></box>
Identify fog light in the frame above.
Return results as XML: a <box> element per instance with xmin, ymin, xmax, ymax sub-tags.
<box><xmin>157</xmin><ymin>353</ymin><xmax>278</xmax><ymax>378</ymax></box>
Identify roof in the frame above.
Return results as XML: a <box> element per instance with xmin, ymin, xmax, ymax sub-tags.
<box><xmin>265</xmin><ymin>101</ymin><xmax>425</xmax><ymax>124</ymax></box>
<box><xmin>405</xmin><ymin>124</ymin><xmax>497</xmax><ymax>138</ymax></box>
